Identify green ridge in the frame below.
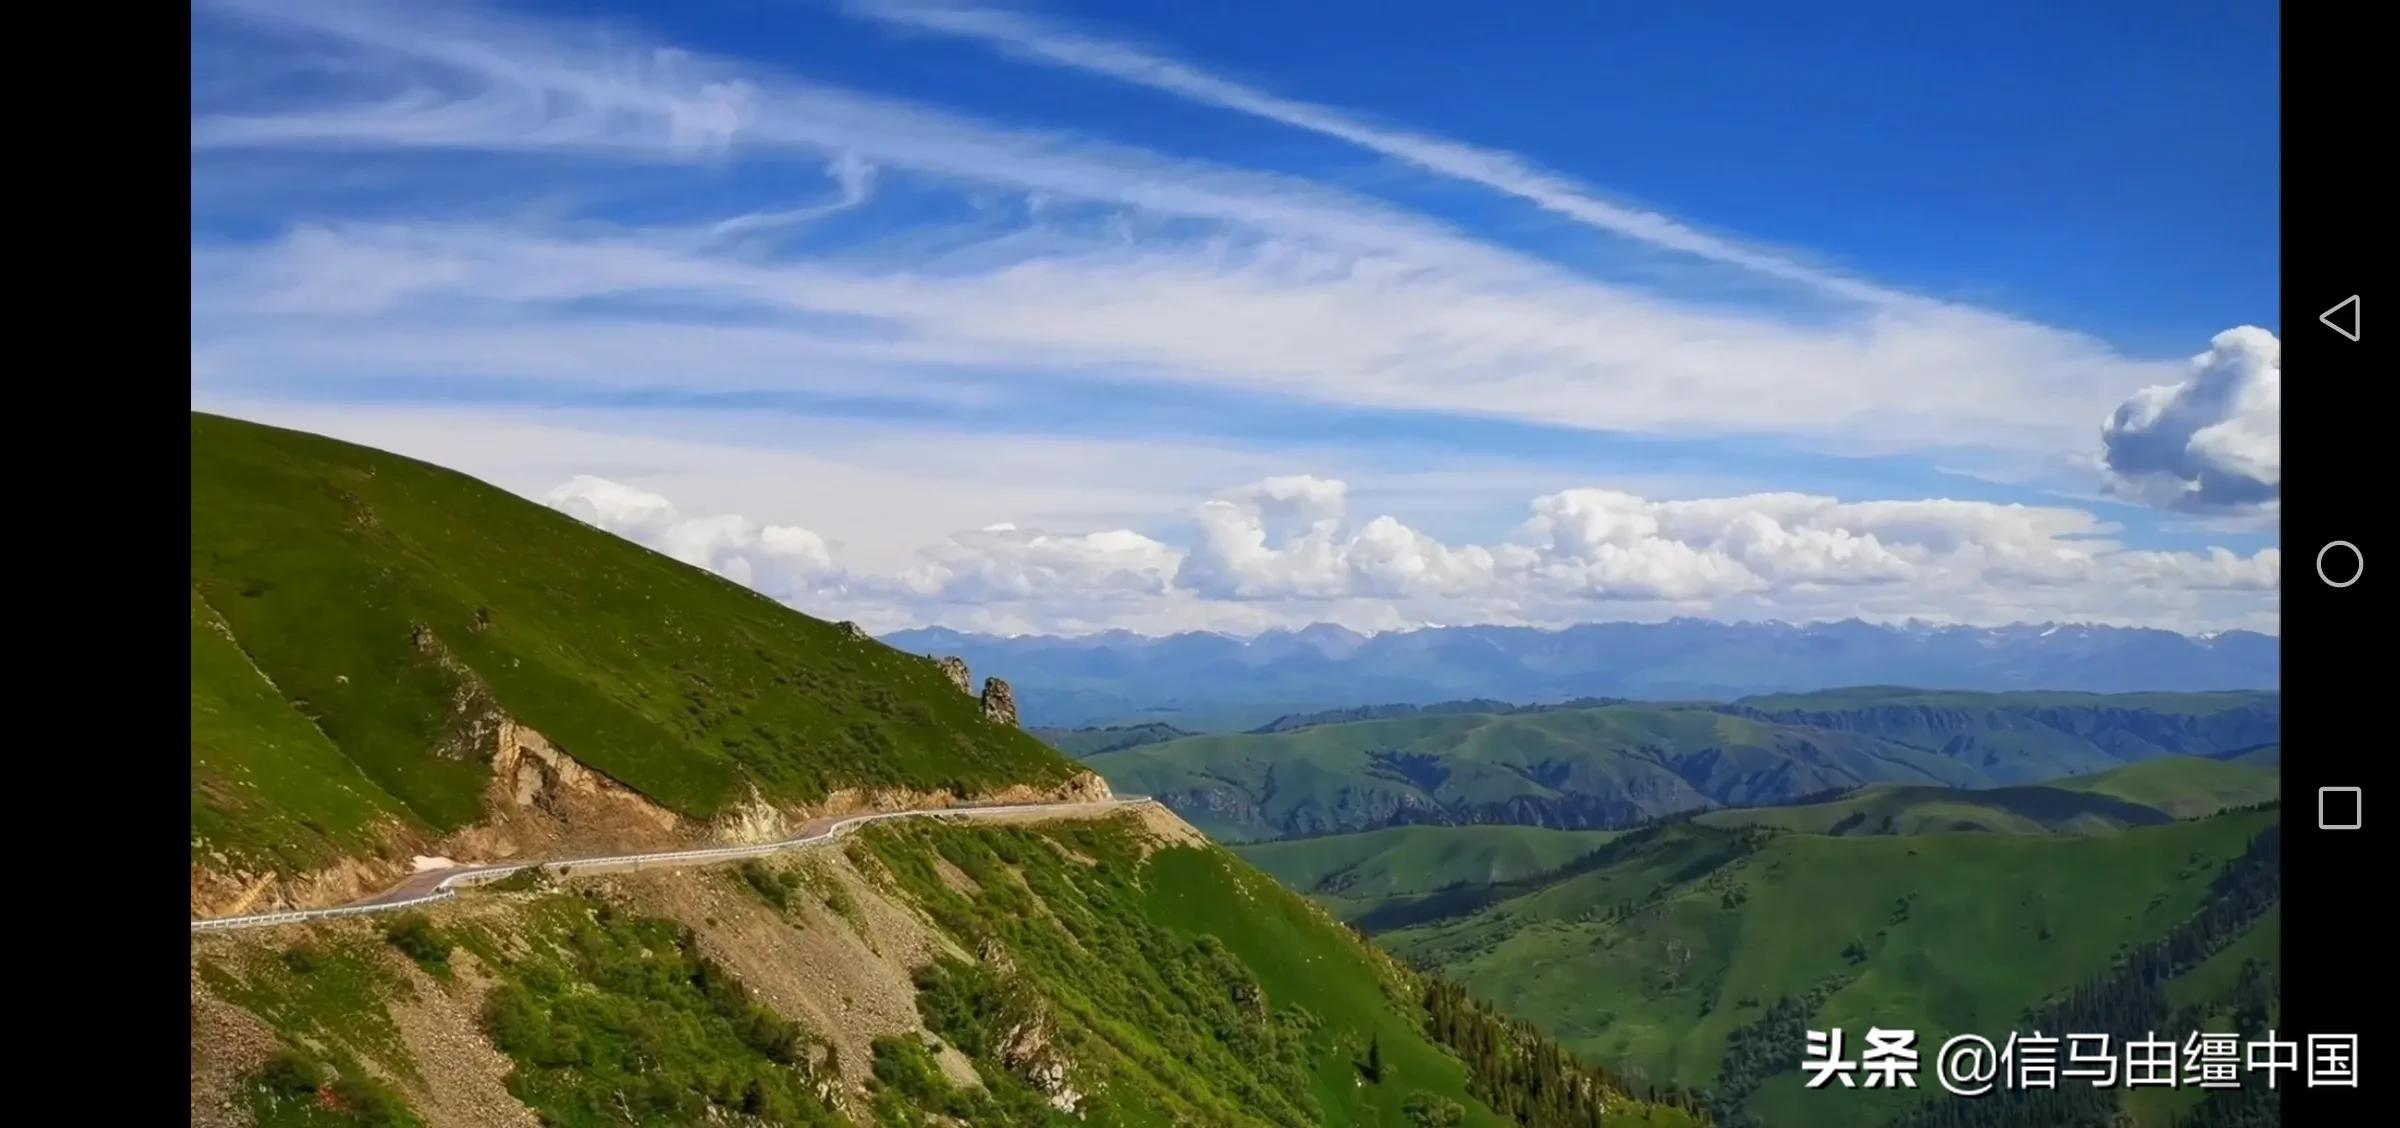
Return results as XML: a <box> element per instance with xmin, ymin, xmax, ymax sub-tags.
<box><xmin>190</xmin><ymin>411</ymin><xmax>1075</xmax><ymax>868</ymax></box>
<box><xmin>1385</xmin><ymin>809</ymin><xmax>2277</xmax><ymax>1126</ymax></box>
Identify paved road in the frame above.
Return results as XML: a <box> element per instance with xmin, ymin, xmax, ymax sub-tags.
<box><xmin>191</xmin><ymin>796</ymin><xmax>1155</xmax><ymax>933</ymax></box>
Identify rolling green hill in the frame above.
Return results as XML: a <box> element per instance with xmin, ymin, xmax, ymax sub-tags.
<box><xmin>1033</xmin><ymin>722</ymin><xmax>1197</xmax><ymax>758</ymax></box>
<box><xmin>2046</xmin><ymin>755</ymin><xmax>2280</xmax><ymax>818</ymax></box>
<box><xmin>2216</xmin><ymin>743</ymin><xmax>2279</xmax><ymax>768</ymax></box>
<box><xmin>1690</xmin><ymin>756</ymin><xmax>2274</xmax><ymax>837</ymax></box>
<box><xmin>191</xmin><ymin>411</ymin><xmax>1073</xmax><ymax>880</ymax></box>
<box><xmin>1720</xmin><ymin>688</ymin><xmax>2277</xmax><ymax>784</ymax></box>
<box><xmin>1087</xmin><ymin>692</ymin><xmax>2276</xmax><ymax>841</ymax></box>
<box><xmin>1235</xmin><ymin>825</ymin><xmax>1623</xmax><ymax>924</ymax></box>
<box><xmin>1687</xmin><ymin>782</ymin><xmax>2173</xmax><ymax>837</ymax></box>
<box><xmin>1383</xmin><ymin>809</ymin><xmax>2280</xmax><ymax>1126</ymax></box>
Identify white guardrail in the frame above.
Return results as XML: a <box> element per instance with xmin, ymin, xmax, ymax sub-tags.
<box><xmin>191</xmin><ymin>796</ymin><xmax>1154</xmax><ymax>934</ymax></box>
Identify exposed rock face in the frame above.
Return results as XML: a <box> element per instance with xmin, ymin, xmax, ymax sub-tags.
<box><xmin>443</xmin><ymin>719</ymin><xmax>686</xmax><ymax>864</ymax></box>
<box><xmin>1056</xmin><ymin>770</ymin><xmax>1114</xmax><ymax>803</ymax></box>
<box><xmin>484</xmin><ymin>724</ymin><xmax>681</xmax><ymax>830</ymax></box>
<box><xmin>980</xmin><ymin>677</ymin><xmax>1019</xmax><ymax>727</ymax></box>
<box><xmin>713</xmin><ymin>788</ymin><xmax>792</xmax><ymax>844</ymax></box>
<box><xmin>835</xmin><ymin>620</ymin><xmax>870</xmax><ymax>641</ymax></box>
<box><xmin>937</xmin><ymin>655</ymin><xmax>972</xmax><ymax>695</ymax></box>
<box><xmin>998</xmin><ymin>1011</ymin><xmax>1082</xmax><ymax>1114</ymax></box>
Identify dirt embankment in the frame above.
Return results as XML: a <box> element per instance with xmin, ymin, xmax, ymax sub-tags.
<box><xmin>188</xmin><ymin>801</ymin><xmax>1193</xmax><ymax>1126</ymax></box>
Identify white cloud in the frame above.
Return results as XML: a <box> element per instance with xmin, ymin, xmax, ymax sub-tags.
<box><xmin>192</xmin><ymin>220</ymin><xmax>2169</xmax><ymax>462</ymax></box>
<box><xmin>189</xmin><ymin>0</ymin><xmax>2185</xmax><ymax>470</ymax></box>
<box><xmin>2100</xmin><ymin>326</ymin><xmax>2280</xmax><ymax>511</ymax></box>
<box><xmin>544</xmin><ymin>474</ymin><xmax>679</xmax><ymax>541</ymax></box>
<box><xmin>529</xmin><ymin>464</ymin><xmax>2277</xmax><ymax>636</ymax></box>
<box><xmin>845</xmin><ymin>0</ymin><xmax>1906</xmax><ymax>304</ymax></box>
<box><xmin>901</xmin><ymin>524</ymin><xmax>1180</xmax><ymax>602</ymax></box>
<box><xmin>710</xmin><ymin>152</ymin><xmax>878</xmax><ymax>239</ymax></box>
<box><xmin>186</xmin><ymin>2</ymin><xmax>2279</xmax><ymax>639</ymax></box>
<box><xmin>544</xmin><ymin>474</ymin><xmax>838</xmax><ymax>600</ymax></box>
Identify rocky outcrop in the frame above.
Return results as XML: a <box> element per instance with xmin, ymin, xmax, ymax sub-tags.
<box><xmin>937</xmin><ymin>655</ymin><xmax>972</xmax><ymax>695</ymax></box>
<box><xmin>1054</xmin><ymin>770</ymin><xmax>1113</xmax><ymax>803</ymax></box>
<box><xmin>490</xmin><ymin>721</ymin><xmax>667</xmax><ymax>821</ymax></box>
<box><xmin>980</xmin><ymin>677</ymin><xmax>1019</xmax><ymax>727</ymax></box>
<box><xmin>438</xmin><ymin>719</ymin><xmax>687</xmax><ymax>865</ymax></box>
<box><xmin>835</xmin><ymin>620</ymin><xmax>870</xmax><ymax>641</ymax></box>
<box><xmin>713</xmin><ymin>788</ymin><xmax>793</xmax><ymax>844</ymax></box>
<box><xmin>995</xmin><ymin>999</ymin><xmax>1082</xmax><ymax>1114</ymax></box>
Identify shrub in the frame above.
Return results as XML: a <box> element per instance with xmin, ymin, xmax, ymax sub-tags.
<box><xmin>384</xmin><ymin>913</ymin><xmax>451</xmax><ymax>973</ymax></box>
<box><xmin>487</xmin><ymin>867</ymin><xmax>549</xmax><ymax>893</ymax></box>
<box><xmin>738</xmin><ymin>860</ymin><xmax>801</xmax><ymax>910</ymax></box>
<box><xmin>329</xmin><ymin>1074</ymin><xmax>418</xmax><ymax>1127</ymax></box>
<box><xmin>279</xmin><ymin>943</ymin><xmax>323</xmax><ymax>975</ymax></box>
<box><xmin>256</xmin><ymin>1049</ymin><xmax>326</xmax><ymax>1099</ymax></box>
<box><xmin>1404</xmin><ymin>1092</ymin><xmax>1466</xmax><ymax>1127</ymax></box>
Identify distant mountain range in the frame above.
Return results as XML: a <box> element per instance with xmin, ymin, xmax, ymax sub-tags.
<box><xmin>1077</xmin><ymin>688</ymin><xmax>2280</xmax><ymax>841</ymax></box>
<box><xmin>884</xmin><ymin>620</ymin><xmax>2279</xmax><ymax>729</ymax></box>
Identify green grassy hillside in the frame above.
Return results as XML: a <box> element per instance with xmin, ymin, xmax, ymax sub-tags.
<box><xmin>1688</xmin><ymin>753</ymin><xmax>2275</xmax><ymax>838</ymax></box>
<box><xmin>1089</xmin><ymin>690</ymin><xmax>2278</xmax><ymax>841</ymax></box>
<box><xmin>1033</xmin><ymin>723</ymin><xmax>1197</xmax><ymax>758</ymax></box>
<box><xmin>2217</xmin><ymin>743</ymin><xmax>2279</xmax><ymax>768</ymax></box>
<box><xmin>191</xmin><ymin>412</ymin><xmax>1074</xmax><ymax>876</ymax></box>
<box><xmin>2048</xmin><ymin>755</ymin><xmax>2279</xmax><ymax>817</ymax></box>
<box><xmin>1088</xmin><ymin>706</ymin><xmax>1976</xmax><ymax>841</ymax></box>
<box><xmin>192</xmin><ymin>812</ymin><xmax>1705</xmax><ymax>1127</ymax></box>
<box><xmin>1687</xmin><ymin>782</ymin><xmax>2170</xmax><ymax>836</ymax></box>
<box><xmin>1722</xmin><ymin>688</ymin><xmax>2278</xmax><ymax>784</ymax></box>
<box><xmin>192</xmin><ymin>590</ymin><xmax>415</xmax><ymax>875</ymax></box>
<box><xmin>1236</xmin><ymin>826</ymin><xmax>1623</xmax><ymax>923</ymax></box>
<box><xmin>1383</xmin><ymin>809</ymin><xmax>2278</xmax><ymax>1126</ymax></box>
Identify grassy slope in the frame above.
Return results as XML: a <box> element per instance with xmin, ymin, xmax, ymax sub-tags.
<box><xmin>1131</xmin><ymin>837</ymin><xmax>1690</xmax><ymax>1127</ymax></box>
<box><xmin>2048</xmin><ymin>755</ymin><xmax>2279</xmax><ymax>817</ymax></box>
<box><xmin>192</xmin><ymin>590</ymin><xmax>415</xmax><ymax>874</ymax></box>
<box><xmin>1235</xmin><ymin>826</ymin><xmax>1622</xmax><ymax>921</ymax></box>
<box><xmin>191</xmin><ymin>412</ymin><xmax>1071</xmax><ymax>862</ymax></box>
<box><xmin>852</xmin><ymin>813</ymin><xmax>1654</xmax><ymax>1126</ymax></box>
<box><xmin>1033</xmin><ymin>723</ymin><xmax>1196</xmax><ymax>758</ymax></box>
<box><xmin>1089</xmin><ymin>706</ymin><xmax>1972</xmax><ymax>841</ymax></box>
<box><xmin>2220</xmin><ymin>743</ymin><xmax>2280</xmax><ymax>767</ymax></box>
<box><xmin>1690</xmin><ymin>783</ymin><xmax>2165</xmax><ymax>836</ymax></box>
<box><xmin>1091</xmin><ymin>691</ymin><xmax>2278</xmax><ymax>842</ymax></box>
<box><xmin>1387</xmin><ymin>809</ymin><xmax>2276</xmax><ymax>1126</ymax></box>
<box><xmin>198</xmin><ymin>813</ymin><xmax>1697</xmax><ymax>1126</ymax></box>
<box><xmin>1727</xmin><ymin>687</ymin><xmax>2269</xmax><ymax>711</ymax></box>
<box><xmin>1724</xmin><ymin>688</ymin><xmax>2279</xmax><ymax>785</ymax></box>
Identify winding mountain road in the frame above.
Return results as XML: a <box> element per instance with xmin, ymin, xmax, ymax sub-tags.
<box><xmin>191</xmin><ymin>795</ymin><xmax>1157</xmax><ymax>933</ymax></box>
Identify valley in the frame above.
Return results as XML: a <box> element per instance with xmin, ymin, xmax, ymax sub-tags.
<box><xmin>1231</xmin><ymin>762</ymin><xmax>2280</xmax><ymax>1127</ymax></box>
<box><xmin>1079</xmin><ymin>692</ymin><xmax>2277</xmax><ymax>841</ymax></box>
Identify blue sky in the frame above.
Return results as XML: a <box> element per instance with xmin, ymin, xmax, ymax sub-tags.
<box><xmin>190</xmin><ymin>0</ymin><xmax>2283</xmax><ymax>636</ymax></box>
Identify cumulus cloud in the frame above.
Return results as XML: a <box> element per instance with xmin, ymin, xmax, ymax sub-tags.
<box><xmin>1177</xmin><ymin>476</ymin><xmax>1352</xmax><ymax>598</ymax></box>
<box><xmin>544</xmin><ymin>475</ymin><xmax>838</xmax><ymax>600</ymax></box>
<box><xmin>901</xmin><ymin>523</ymin><xmax>1180</xmax><ymax>602</ymax></box>
<box><xmin>2101</xmin><ymin>326</ymin><xmax>2280</xmax><ymax>511</ymax></box>
<box><xmin>535</xmin><ymin>469</ymin><xmax>2276</xmax><ymax>634</ymax></box>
